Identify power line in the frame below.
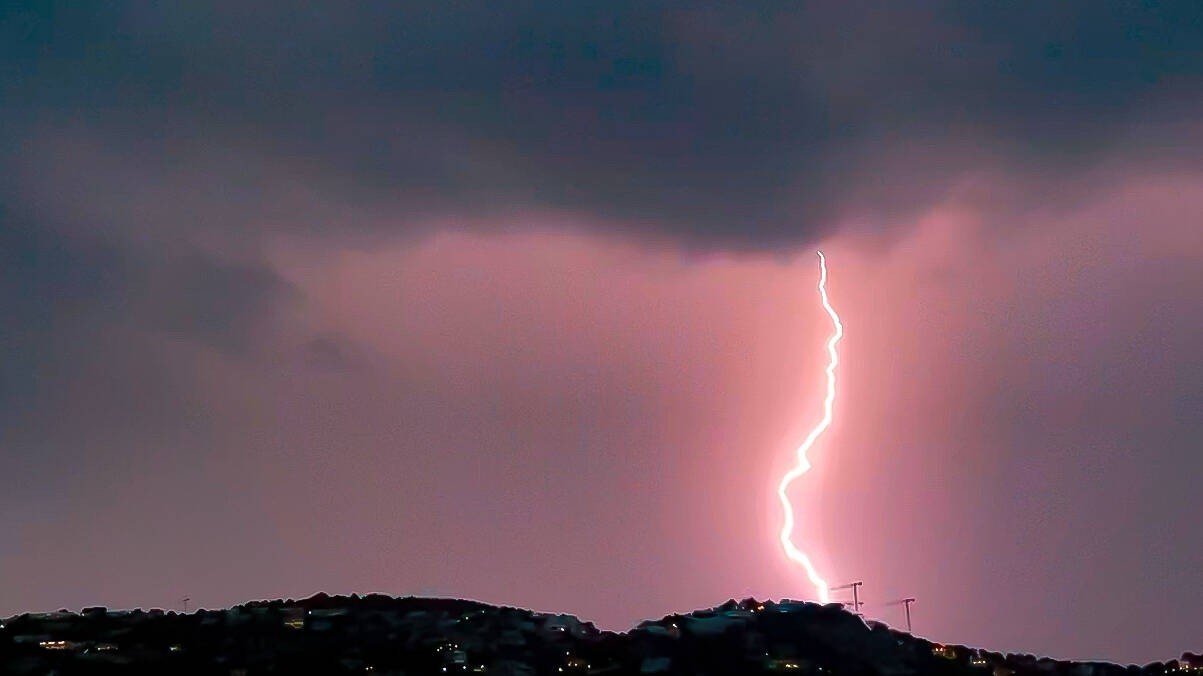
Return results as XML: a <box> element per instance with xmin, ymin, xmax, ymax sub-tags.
<box><xmin>831</xmin><ymin>581</ymin><xmax>864</xmax><ymax>616</ymax></box>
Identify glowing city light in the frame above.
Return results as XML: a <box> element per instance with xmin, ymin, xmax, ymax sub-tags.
<box><xmin>776</xmin><ymin>250</ymin><xmax>843</xmax><ymax>604</ymax></box>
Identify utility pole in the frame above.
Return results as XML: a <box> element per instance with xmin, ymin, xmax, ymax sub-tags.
<box><xmin>832</xmin><ymin>581</ymin><xmax>864</xmax><ymax>616</ymax></box>
<box><xmin>901</xmin><ymin>598</ymin><xmax>915</xmax><ymax>633</ymax></box>
<box><xmin>180</xmin><ymin>597</ymin><xmax>190</xmax><ymax>614</ymax></box>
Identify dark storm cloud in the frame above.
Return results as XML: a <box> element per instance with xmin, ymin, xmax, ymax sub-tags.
<box><xmin>3</xmin><ymin>0</ymin><xmax>1200</xmax><ymax>494</ymax></box>
<box><xmin>0</xmin><ymin>196</ymin><xmax>294</xmax><ymax>464</ymax></box>
<box><xmin>139</xmin><ymin>253</ymin><xmax>295</xmax><ymax>354</ymax></box>
<box><xmin>3</xmin><ymin>0</ymin><xmax>1200</xmax><ymax>529</ymax></box>
<box><xmin>0</xmin><ymin>210</ymin><xmax>129</xmax><ymax>409</ymax></box>
<box><xmin>0</xmin><ymin>191</ymin><xmax>292</xmax><ymax>364</ymax></box>
<box><xmin>5</xmin><ymin>1</ymin><xmax>1203</xmax><ymax>246</ymax></box>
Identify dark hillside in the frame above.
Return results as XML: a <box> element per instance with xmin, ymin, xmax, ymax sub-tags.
<box><xmin>1</xmin><ymin>596</ymin><xmax>1197</xmax><ymax>675</ymax></box>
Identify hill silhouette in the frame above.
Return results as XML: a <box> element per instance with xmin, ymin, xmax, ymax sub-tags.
<box><xmin>1</xmin><ymin>595</ymin><xmax>1197</xmax><ymax>675</ymax></box>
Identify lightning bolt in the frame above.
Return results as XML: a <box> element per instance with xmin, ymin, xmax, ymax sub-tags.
<box><xmin>776</xmin><ymin>250</ymin><xmax>843</xmax><ymax>604</ymax></box>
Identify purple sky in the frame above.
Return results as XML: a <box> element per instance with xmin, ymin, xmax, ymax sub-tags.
<box><xmin>2</xmin><ymin>2</ymin><xmax>1201</xmax><ymax>664</ymax></box>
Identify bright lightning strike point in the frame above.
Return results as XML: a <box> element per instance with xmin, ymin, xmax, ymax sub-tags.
<box><xmin>777</xmin><ymin>250</ymin><xmax>843</xmax><ymax>604</ymax></box>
